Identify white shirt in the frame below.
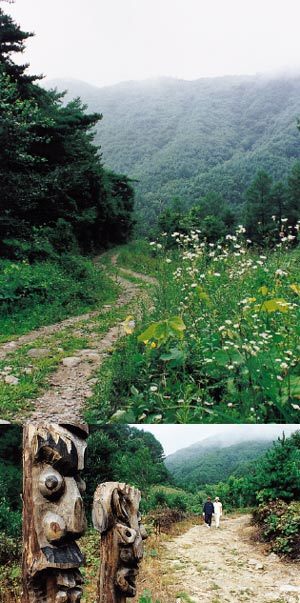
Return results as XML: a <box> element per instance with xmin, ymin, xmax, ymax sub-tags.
<box><xmin>214</xmin><ymin>501</ymin><xmax>222</xmax><ymax>515</ymax></box>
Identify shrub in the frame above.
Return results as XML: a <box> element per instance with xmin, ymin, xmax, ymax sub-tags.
<box><xmin>0</xmin><ymin>532</ymin><xmax>21</xmax><ymax>565</ymax></box>
<box><xmin>253</xmin><ymin>500</ymin><xmax>300</xmax><ymax>559</ymax></box>
<box><xmin>139</xmin><ymin>590</ymin><xmax>160</xmax><ymax>603</ymax></box>
<box><xmin>0</xmin><ymin>499</ymin><xmax>22</xmax><ymax>539</ymax></box>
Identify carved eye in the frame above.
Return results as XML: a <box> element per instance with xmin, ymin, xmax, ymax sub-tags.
<box><xmin>39</xmin><ymin>468</ymin><xmax>65</xmax><ymax>499</ymax></box>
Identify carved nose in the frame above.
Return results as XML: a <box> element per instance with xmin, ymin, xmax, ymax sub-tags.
<box><xmin>140</xmin><ymin>523</ymin><xmax>148</xmax><ymax>540</ymax></box>
<box><xmin>133</xmin><ymin>535</ymin><xmax>144</xmax><ymax>562</ymax></box>
<box><xmin>63</xmin><ymin>477</ymin><xmax>87</xmax><ymax>536</ymax></box>
<box><xmin>66</xmin><ymin>497</ymin><xmax>86</xmax><ymax>535</ymax></box>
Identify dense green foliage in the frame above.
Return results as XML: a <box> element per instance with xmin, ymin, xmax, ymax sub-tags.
<box><xmin>0</xmin><ymin>6</ymin><xmax>134</xmax><ymax>259</ymax></box>
<box><xmin>253</xmin><ymin>500</ymin><xmax>300</xmax><ymax>558</ymax></box>
<box><xmin>157</xmin><ymin>165</ymin><xmax>300</xmax><ymax>246</ymax></box>
<box><xmin>0</xmin><ymin>255</ymin><xmax>119</xmax><ymax>341</ymax></box>
<box><xmin>0</xmin><ymin>426</ymin><xmax>22</xmax><ymax>563</ymax></box>
<box><xmin>50</xmin><ymin>75</ymin><xmax>300</xmax><ymax>229</ymax></box>
<box><xmin>87</xmin><ymin>238</ymin><xmax>300</xmax><ymax>423</ymax></box>
<box><xmin>84</xmin><ymin>425</ymin><xmax>169</xmax><ymax>512</ymax></box>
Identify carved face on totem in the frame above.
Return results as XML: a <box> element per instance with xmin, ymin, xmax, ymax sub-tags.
<box><xmin>92</xmin><ymin>482</ymin><xmax>148</xmax><ymax>598</ymax></box>
<box><xmin>28</xmin><ymin>423</ymin><xmax>88</xmax><ymax>602</ymax></box>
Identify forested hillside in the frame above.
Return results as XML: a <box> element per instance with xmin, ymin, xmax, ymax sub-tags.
<box><xmin>0</xmin><ymin>8</ymin><xmax>135</xmax><ymax>259</ymax></box>
<box><xmin>47</xmin><ymin>75</ymin><xmax>300</xmax><ymax>224</ymax></box>
<box><xmin>165</xmin><ymin>438</ymin><xmax>273</xmax><ymax>488</ymax></box>
<box><xmin>0</xmin><ymin>6</ymin><xmax>135</xmax><ymax>338</ymax></box>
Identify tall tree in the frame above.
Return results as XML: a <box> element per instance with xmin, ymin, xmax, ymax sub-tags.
<box><xmin>253</xmin><ymin>431</ymin><xmax>300</xmax><ymax>502</ymax></box>
<box><xmin>270</xmin><ymin>181</ymin><xmax>287</xmax><ymax>224</ymax></box>
<box><xmin>0</xmin><ymin>2</ymin><xmax>37</xmax><ymax>85</ymax></box>
<box><xmin>0</xmin><ymin>4</ymin><xmax>135</xmax><ymax>257</ymax></box>
<box><xmin>245</xmin><ymin>170</ymin><xmax>273</xmax><ymax>241</ymax></box>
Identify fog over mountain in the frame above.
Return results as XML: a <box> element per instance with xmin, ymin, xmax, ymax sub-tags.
<box><xmin>165</xmin><ymin>424</ymin><xmax>296</xmax><ymax>460</ymax></box>
<box><xmin>133</xmin><ymin>424</ymin><xmax>298</xmax><ymax>457</ymax></box>
<box><xmin>44</xmin><ymin>74</ymin><xmax>300</xmax><ymax>225</ymax></box>
<box><xmin>163</xmin><ymin>425</ymin><xmax>299</xmax><ymax>487</ymax></box>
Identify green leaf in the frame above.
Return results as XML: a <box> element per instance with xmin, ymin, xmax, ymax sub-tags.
<box><xmin>259</xmin><ymin>298</ymin><xmax>289</xmax><ymax>313</ymax></box>
<box><xmin>196</xmin><ymin>285</ymin><xmax>211</xmax><ymax>304</ymax></box>
<box><xmin>281</xmin><ymin>375</ymin><xmax>300</xmax><ymax>404</ymax></box>
<box><xmin>138</xmin><ymin>323</ymin><xmax>159</xmax><ymax>343</ymax></box>
<box><xmin>290</xmin><ymin>283</ymin><xmax>300</xmax><ymax>296</ymax></box>
<box><xmin>168</xmin><ymin>316</ymin><xmax>186</xmax><ymax>334</ymax></box>
<box><xmin>160</xmin><ymin>347</ymin><xmax>186</xmax><ymax>366</ymax></box>
<box><xmin>138</xmin><ymin>316</ymin><xmax>186</xmax><ymax>346</ymax></box>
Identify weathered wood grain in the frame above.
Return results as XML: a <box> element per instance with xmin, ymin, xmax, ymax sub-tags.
<box><xmin>93</xmin><ymin>482</ymin><xmax>147</xmax><ymax>603</ymax></box>
<box><xmin>22</xmin><ymin>424</ymin><xmax>88</xmax><ymax>603</ymax></box>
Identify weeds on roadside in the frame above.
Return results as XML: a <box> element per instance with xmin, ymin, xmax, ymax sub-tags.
<box><xmin>0</xmin><ymin>256</ymin><xmax>119</xmax><ymax>341</ymax></box>
<box><xmin>89</xmin><ymin>227</ymin><xmax>300</xmax><ymax>423</ymax></box>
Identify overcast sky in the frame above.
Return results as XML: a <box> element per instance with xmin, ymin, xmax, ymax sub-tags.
<box><xmin>6</xmin><ymin>0</ymin><xmax>300</xmax><ymax>88</ymax></box>
<box><xmin>131</xmin><ymin>424</ymin><xmax>299</xmax><ymax>456</ymax></box>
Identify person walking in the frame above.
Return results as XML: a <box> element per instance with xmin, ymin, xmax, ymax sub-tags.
<box><xmin>203</xmin><ymin>496</ymin><xmax>214</xmax><ymax>527</ymax></box>
<box><xmin>213</xmin><ymin>497</ymin><xmax>223</xmax><ymax>528</ymax></box>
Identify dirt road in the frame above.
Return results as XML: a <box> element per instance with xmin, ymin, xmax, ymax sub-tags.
<box><xmin>0</xmin><ymin>256</ymin><xmax>155</xmax><ymax>422</ymax></box>
<box><xmin>161</xmin><ymin>515</ymin><xmax>299</xmax><ymax>603</ymax></box>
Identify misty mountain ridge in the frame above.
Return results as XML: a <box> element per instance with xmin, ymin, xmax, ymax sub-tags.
<box><xmin>44</xmin><ymin>73</ymin><xmax>300</xmax><ymax>224</ymax></box>
<box><xmin>166</xmin><ymin>424</ymin><xmax>289</xmax><ymax>458</ymax></box>
<box><xmin>165</xmin><ymin>438</ymin><xmax>274</xmax><ymax>488</ymax></box>
<box><xmin>164</xmin><ymin>426</ymin><xmax>296</xmax><ymax>487</ymax></box>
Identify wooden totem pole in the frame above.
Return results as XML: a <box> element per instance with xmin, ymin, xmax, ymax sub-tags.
<box><xmin>92</xmin><ymin>482</ymin><xmax>148</xmax><ymax>603</ymax></box>
<box><xmin>22</xmin><ymin>423</ymin><xmax>89</xmax><ymax>603</ymax></box>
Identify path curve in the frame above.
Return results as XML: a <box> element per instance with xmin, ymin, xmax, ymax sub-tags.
<box><xmin>21</xmin><ymin>259</ymin><xmax>156</xmax><ymax>422</ymax></box>
<box><xmin>162</xmin><ymin>515</ymin><xmax>300</xmax><ymax>603</ymax></box>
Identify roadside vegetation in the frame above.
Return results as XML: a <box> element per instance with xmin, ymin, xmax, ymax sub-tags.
<box><xmin>87</xmin><ymin>228</ymin><xmax>300</xmax><ymax>423</ymax></box>
<box><xmin>0</xmin><ymin>256</ymin><xmax>119</xmax><ymax>342</ymax></box>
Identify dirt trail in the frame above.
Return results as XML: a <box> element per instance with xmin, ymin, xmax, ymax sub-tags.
<box><xmin>4</xmin><ymin>257</ymin><xmax>157</xmax><ymax>423</ymax></box>
<box><xmin>23</xmin><ymin>274</ymin><xmax>138</xmax><ymax>422</ymax></box>
<box><xmin>162</xmin><ymin>515</ymin><xmax>299</xmax><ymax>603</ymax></box>
<box><xmin>0</xmin><ymin>309</ymin><xmax>104</xmax><ymax>361</ymax></box>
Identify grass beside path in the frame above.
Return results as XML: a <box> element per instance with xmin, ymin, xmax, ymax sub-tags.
<box><xmin>0</xmin><ymin>255</ymin><xmax>119</xmax><ymax>343</ymax></box>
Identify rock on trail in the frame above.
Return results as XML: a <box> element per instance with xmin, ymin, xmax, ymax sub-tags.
<box><xmin>162</xmin><ymin>515</ymin><xmax>299</xmax><ymax>603</ymax></box>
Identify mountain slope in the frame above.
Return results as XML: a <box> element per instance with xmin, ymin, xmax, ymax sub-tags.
<box><xmin>45</xmin><ymin>75</ymin><xmax>300</xmax><ymax>222</ymax></box>
<box><xmin>165</xmin><ymin>436</ymin><xmax>274</xmax><ymax>487</ymax></box>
